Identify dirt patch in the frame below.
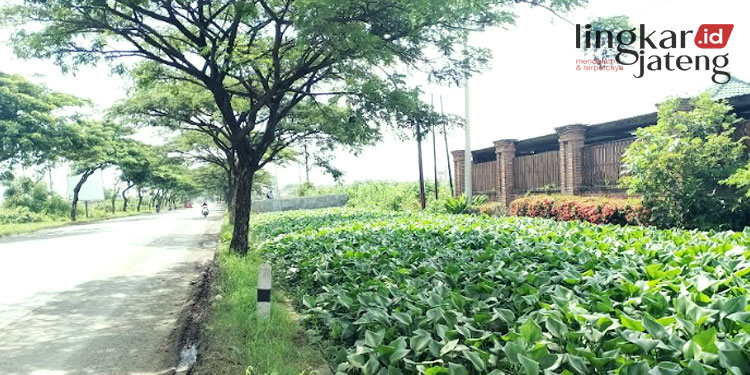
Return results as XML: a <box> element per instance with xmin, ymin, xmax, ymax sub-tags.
<box><xmin>167</xmin><ymin>256</ymin><xmax>218</xmax><ymax>375</ymax></box>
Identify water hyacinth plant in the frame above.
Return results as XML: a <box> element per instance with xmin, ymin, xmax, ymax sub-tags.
<box><xmin>251</xmin><ymin>208</ymin><xmax>750</xmax><ymax>375</ymax></box>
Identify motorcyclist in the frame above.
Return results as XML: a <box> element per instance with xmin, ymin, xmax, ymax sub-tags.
<box><xmin>201</xmin><ymin>201</ymin><xmax>209</xmax><ymax>217</ymax></box>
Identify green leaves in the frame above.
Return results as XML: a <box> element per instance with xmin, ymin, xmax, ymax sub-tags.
<box><xmin>0</xmin><ymin>71</ymin><xmax>86</xmax><ymax>167</ymax></box>
<box><xmin>411</xmin><ymin>332</ymin><xmax>433</xmax><ymax>353</ymax></box>
<box><xmin>257</xmin><ymin>207</ymin><xmax>750</xmax><ymax>375</ymax></box>
<box><xmin>546</xmin><ymin>316</ymin><xmax>569</xmax><ymax>339</ymax></box>
<box><xmin>620</xmin><ymin>314</ymin><xmax>645</xmax><ymax>332</ymax></box>
<box><xmin>622</xmin><ymin>93</ymin><xmax>749</xmax><ymax>230</ymax></box>
<box><xmin>642</xmin><ymin>315</ymin><xmax>667</xmax><ymax>340</ymax></box>
<box><xmin>365</xmin><ymin>330</ymin><xmax>385</xmax><ymax>348</ymax></box>
<box><xmin>520</xmin><ymin>319</ymin><xmax>542</xmax><ymax>344</ymax></box>
<box><xmin>692</xmin><ymin>328</ymin><xmax>718</xmax><ymax>354</ymax></box>
<box><xmin>518</xmin><ymin>354</ymin><xmax>540</xmax><ymax>375</ymax></box>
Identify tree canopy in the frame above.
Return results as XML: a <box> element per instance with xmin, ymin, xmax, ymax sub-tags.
<box><xmin>0</xmin><ymin>71</ymin><xmax>85</xmax><ymax>167</ymax></box>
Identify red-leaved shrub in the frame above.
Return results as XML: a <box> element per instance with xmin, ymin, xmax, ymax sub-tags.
<box><xmin>509</xmin><ymin>195</ymin><xmax>650</xmax><ymax>226</ymax></box>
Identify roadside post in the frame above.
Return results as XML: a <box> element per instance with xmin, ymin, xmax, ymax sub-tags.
<box><xmin>257</xmin><ymin>263</ymin><xmax>272</xmax><ymax>318</ymax></box>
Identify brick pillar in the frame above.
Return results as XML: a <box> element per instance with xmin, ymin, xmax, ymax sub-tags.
<box><xmin>555</xmin><ymin>124</ymin><xmax>587</xmax><ymax>195</ymax></box>
<box><xmin>451</xmin><ymin>150</ymin><xmax>465</xmax><ymax>197</ymax></box>
<box><xmin>494</xmin><ymin>139</ymin><xmax>516</xmax><ymax>206</ymax></box>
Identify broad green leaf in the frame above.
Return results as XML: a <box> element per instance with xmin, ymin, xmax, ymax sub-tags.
<box><xmin>424</xmin><ymin>366</ymin><xmax>449</xmax><ymax>375</ymax></box>
<box><xmin>566</xmin><ymin>354</ymin><xmax>588</xmax><ymax>375</ymax></box>
<box><xmin>503</xmin><ymin>341</ymin><xmax>525</xmax><ymax>364</ymax></box>
<box><xmin>440</xmin><ymin>339</ymin><xmax>459</xmax><ymax>356</ymax></box>
<box><xmin>693</xmin><ymin>328</ymin><xmax>719</xmax><ymax>354</ymax></box>
<box><xmin>546</xmin><ymin>317</ymin><xmax>569</xmax><ymax>338</ymax></box>
<box><xmin>389</xmin><ymin>348</ymin><xmax>410</xmax><ymax>365</ymax></box>
<box><xmin>448</xmin><ymin>363</ymin><xmax>468</xmax><ymax>375</ymax></box>
<box><xmin>719</xmin><ymin>341</ymin><xmax>750</xmax><ymax>374</ymax></box>
<box><xmin>392</xmin><ymin>312</ymin><xmax>412</xmax><ymax>326</ymax></box>
<box><xmin>411</xmin><ymin>333</ymin><xmax>433</xmax><ymax>353</ymax></box>
<box><xmin>363</xmin><ymin>356</ymin><xmax>380</xmax><ymax>375</ymax></box>
<box><xmin>520</xmin><ymin>318</ymin><xmax>543</xmax><ymax>344</ymax></box>
<box><xmin>649</xmin><ymin>361</ymin><xmax>681</xmax><ymax>375</ymax></box>
<box><xmin>365</xmin><ymin>330</ymin><xmax>385</xmax><ymax>348</ymax></box>
<box><xmin>518</xmin><ymin>354</ymin><xmax>540</xmax><ymax>375</ymax></box>
<box><xmin>348</xmin><ymin>354</ymin><xmax>366</xmax><ymax>368</ymax></box>
<box><xmin>620</xmin><ymin>314</ymin><xmax>645</xmax><ymax>332</ymax></box>
<box><xmin>621</xmin><ymin>361</ymin><xmax>650</xmax><ymax>375</ymax></box>
<box><xmin>462</xmin><ymin>350</ymin><xmax>486</xmax><ymax>372</ymax></box>
<box><xmin>643</xmin><ymin>315</ymin><xmax>667</xmax><ymax>340</ymax></box>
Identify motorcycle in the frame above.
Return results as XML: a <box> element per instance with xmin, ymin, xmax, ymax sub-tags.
<box><xmin>201</xmin><ymin>207</ymin><xmax>209</xmax><ymax>217</ymax></box>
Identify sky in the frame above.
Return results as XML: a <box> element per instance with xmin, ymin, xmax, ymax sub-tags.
<box><xmin>1</xmin><ymin>0</ymin><xmax>749</xmax><ymax>197</ymax></box>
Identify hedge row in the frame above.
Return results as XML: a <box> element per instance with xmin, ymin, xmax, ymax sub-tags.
<box><xmin>509</xmin><ymin>195</ymin><xmax>650</xmax><ymax>226</ymax></box>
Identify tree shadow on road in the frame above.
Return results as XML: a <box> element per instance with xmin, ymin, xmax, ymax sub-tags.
<box><xmin>0</xmin><ymin>261</ymin><xmax>205</xmax><ymax>375</ymax></box>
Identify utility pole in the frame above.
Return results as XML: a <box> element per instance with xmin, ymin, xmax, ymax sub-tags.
<box><xmin>416</xmin><ymin>121</ymin><xmax>426</xmax><ymax>210</ymax></box>
<box><xmin>463</xmin><ymin>36</ymin><xmax>472</xmax><ymax>204</ymax></box>
<box><xmin>431</xmin><ymin>94</ymin><xmax>439</xmax><ymax>200</ymax></box>
<box><xmin>303</xmin><ymin>143</ymin><xmax>310</xmax><ymax>183</ymax></box>
<box><xmin>441</xmin><ymin>96</ymin><xmax>454</xmax><ymax>196</ymax></box>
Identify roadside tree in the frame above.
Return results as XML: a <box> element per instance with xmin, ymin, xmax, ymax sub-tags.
<box><xmin>5</xmin><ymin>0</ymin><xmax>615</xmax><ymax>253</ymax></box>
<box><xmin>62</xmin><ymin>120</ymin><xmax>134</xmax><ymax>221</ymax></box>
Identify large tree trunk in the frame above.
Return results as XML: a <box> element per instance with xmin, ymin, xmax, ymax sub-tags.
<box><xmin>225</xmin><ymin>160</ymin><xmax>237</xmax><ymax>224</ymax></box>
<box><xmin>229</xmin><ymin>162</ymin><xmax>254</xmax><ymax>255</ymax></box>
<box><xmin>121</xmin><ymin>183</ymin><xmax>134</xmax><ymax>212</ymax></box>
<box><xmin>70</xmin><ymin>169</ymin><xmax>95</xmax><ymax>221</ymax></box>
<box><xmin>226</xmin><ymin>178</ymin><xmax>237</xmax><ymax>224</ymax></box>
<box><xmin>110</xmin><ymin>183</ymin><xmax>120</xmax><ymax>213</ymax></box>
<box><xmin>136</xmin><ymin>187</ymin><xmax>143</xmax><ymax>212</ymax></box>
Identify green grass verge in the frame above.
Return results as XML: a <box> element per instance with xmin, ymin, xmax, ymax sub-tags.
<box><xmin>193</xmin><ymin>220</ymin><xmax>324</xmax><ymax>375</ymax></box>
<box><xmin>0</xmin><ymin>220</ymin><xmax>69</xmax><ymax>237</ymax></box>
<box><xmin>0</xmin><ymin>209</ymin><xmax>156</xmax><ymax>238</ymax></box>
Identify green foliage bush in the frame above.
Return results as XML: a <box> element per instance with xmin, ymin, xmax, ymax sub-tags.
<box><xmin>255</xmin><ymin>208</ymin><xmax>750</xmax><ymax>375</ymax></box>
<box><xmin>0</xmin><ymin>206</ymin><xmax>44</xmax><ymax>224</ymax></box>
<box><xmin>622</xmin><ymin>94</ymin><xmax>750</xmax><ymax>230</ymax></box>
<box><xmin>1</xmin><ymin>176</ymin><xmax>69</xmax><ymax>217</ymax></box>
<box><xmin>439</xmin><ymin>194</ymin><xmax>488</xmax><ymax>214</ymax></box>
<box><xmin>309</xmin><ymin>181</ymin><xmax>448</xmax><ymax>211</ymax></box>
<box><xmin>509</xmin><ymin>195</ymin><xmax>650</xmax><ymax>226</ymax></box>
<box><xmin>470</xmin><ymin>201</ymin><xmax>506</xmax><ymax>217</ymax></box>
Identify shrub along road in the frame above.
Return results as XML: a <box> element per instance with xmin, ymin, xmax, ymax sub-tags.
<box><xmin>0</xmin><ymin>206</ymin><xmax>222</xmax><ymax>375</ymax></box>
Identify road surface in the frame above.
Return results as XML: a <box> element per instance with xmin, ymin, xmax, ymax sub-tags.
<box><xmin>0</xmin><ymin>206</ymin><xmax>223</xmax><ymax>375</ymax></box>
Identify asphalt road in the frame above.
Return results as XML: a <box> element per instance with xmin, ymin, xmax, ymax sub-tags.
<box><xmin>0</xmin><ymin>206</ymin><xmax>223</xmax><ymax>375</ymax></box>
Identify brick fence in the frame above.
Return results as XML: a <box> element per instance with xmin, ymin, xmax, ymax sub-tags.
<box><xmin>454</xmin><ymin>93</ymin><xmax>750</xmax><ymax>206</ymax></box>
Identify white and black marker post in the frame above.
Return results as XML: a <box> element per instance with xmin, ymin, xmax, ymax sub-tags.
<box><xmin>257</xmin><ymin>263</ymin><xmax>272</xmax><ymax>318</ymax></box>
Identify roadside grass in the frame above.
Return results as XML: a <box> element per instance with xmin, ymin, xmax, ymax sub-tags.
<box><xmin>0</xmin><ymin>220</ymin><xmax>69</xmax><ymax>237</ymax></box>
<box><xmin>194</xmin><ymin>221</ymin><xmax>324</xmax><ymax>375</ymax></box>
<box><xmin>0</xmin><ymin>203</ymin><xmax>162</xmax><ymax>238</ymax></box>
